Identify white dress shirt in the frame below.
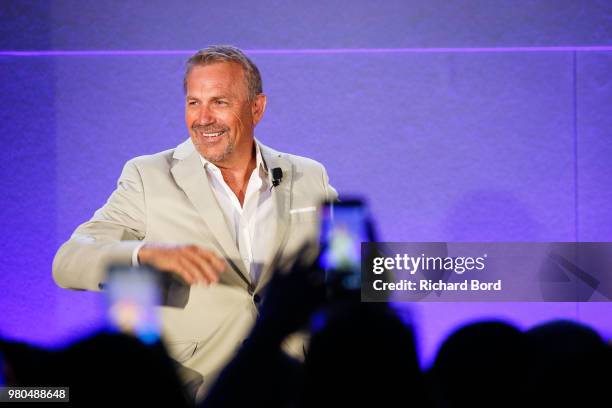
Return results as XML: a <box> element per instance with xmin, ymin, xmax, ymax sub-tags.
<box><xmin>199</xmin><ymin>143</ymin><xmax>276</xmax><ymax>284</ymax></box>
<box><xmin>133</xmin><ymin>143</ymin><xmax>276</xmax><ymax>285</ymax></box>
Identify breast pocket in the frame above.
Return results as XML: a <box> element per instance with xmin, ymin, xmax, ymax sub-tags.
<box><xmin>287</xmin><ymin>207</ymin><xmax>320</xmax><ymax>253</ymax></box>
<box><xmin>289</xmin><ymin>206</ymin><xmax>318</xmax><ymax>225</ymax></box>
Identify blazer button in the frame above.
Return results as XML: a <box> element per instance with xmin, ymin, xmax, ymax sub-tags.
<box><xmin>253</xmin><ymin>294</ymin><xmax>261</xmax><ymax>304</ymax></box>
<box><xmin>247</xmin><ymin>285</ymin><xmax>255</xmax><ymax>295</ymax></box>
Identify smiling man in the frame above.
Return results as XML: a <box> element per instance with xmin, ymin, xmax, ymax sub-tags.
<box><xmin>53</xmin><ymin>45</ymin><xmax>337</xmax><ymax>398</ymax></box>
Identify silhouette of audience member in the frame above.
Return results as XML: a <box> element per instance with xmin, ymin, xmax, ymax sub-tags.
<box><xmin>0</xmin><ymin>339</ymin><xmax>58</xmax><ymax>388</ymax></box>
<box><xmin>202</xmin><ymin>247</ymin><xmax>430</xmax><ymax>407</ymax></box>
<box><xmin>1</xmin><ymin>332</ymin><xmax>191</xmax><ymax>406</ymax></box>
<box><xmin>526</xmin><ymin>320</ymin><xmax>611</xmax><ymax>407</ymax></box>
<box><xmin>301</xmin><ymin>302</ymin><xmax>430</xmax><ymax>407</ymax></box>
<box><xmin>201</xmin><ymin>247</ymin><xmax>326</xmax><ymax>407</ymax></box>
<box><xmin>429</xmin><ymin>321</ymin><xmax>527</xmax><ymax>408</ymax></box>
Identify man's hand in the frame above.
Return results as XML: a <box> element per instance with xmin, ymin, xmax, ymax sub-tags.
<box><xmin>137</xmin><ymin>244</ymin><xmax>226</xmax><ymax>285</ymax></box>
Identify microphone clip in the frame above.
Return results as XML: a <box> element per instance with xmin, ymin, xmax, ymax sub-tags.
<box><xmin>271</xmin><ymin>167</ymin><xmax>283</xmax><ymax>188</ymax></box>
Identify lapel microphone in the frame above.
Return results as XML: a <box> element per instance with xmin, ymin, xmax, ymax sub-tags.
<box><xmin>271</xmin><ymin>167</ymin><xmax>283</xmax><ymax>187</ymax></box>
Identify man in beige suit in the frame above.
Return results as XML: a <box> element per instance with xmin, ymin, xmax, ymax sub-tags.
<box><xmin>52</xmin><ymin>45</ymin><xmax>337</xmax><ymax>394</ymax></box>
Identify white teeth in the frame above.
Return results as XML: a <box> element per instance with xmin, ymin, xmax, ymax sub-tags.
<box><xmin>202</xmin><ymin>131</ymin><xmax>224</xmax><ymax>137</ymax></box>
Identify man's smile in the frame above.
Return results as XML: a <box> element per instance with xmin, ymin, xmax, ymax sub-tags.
<box><xmin>194</xmin><ymin>127</ymin><xmax>228</xmax><ymax>141</ymax></box>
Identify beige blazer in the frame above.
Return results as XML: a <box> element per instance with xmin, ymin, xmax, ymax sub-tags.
<box><xmin>53</xmin><ymin>138</ymin><xmax>337</xmax><ymax>387</ymax></box>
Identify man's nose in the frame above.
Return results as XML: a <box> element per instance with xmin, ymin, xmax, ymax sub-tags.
<box><xmin>197</xmin><ymin>105</ymin><xmax>215</xmax><ymax>125</ymax></box>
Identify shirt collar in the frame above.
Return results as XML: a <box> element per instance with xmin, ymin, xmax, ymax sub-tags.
<box><xmin>199</xmin><ymin>141</ymin><xmax>269</xmax><ymax>182</ymax></box>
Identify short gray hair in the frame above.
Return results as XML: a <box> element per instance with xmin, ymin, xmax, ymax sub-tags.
<box><xmin>183</xmin><ymin>45</ymin><xmax>263</xmax><ymax>100</ymax></box>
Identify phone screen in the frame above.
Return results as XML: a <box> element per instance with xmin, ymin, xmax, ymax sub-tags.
<box><xmin>318</xmin><ymin>200</ymin><xmax>371</xmax><ymax>290</ymax></box>
<box><xmin>105</xmin><ymin>266</ymin><xmax>161</xmax><ymax>344</ymax></box>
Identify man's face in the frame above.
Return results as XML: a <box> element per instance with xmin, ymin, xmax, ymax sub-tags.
<box><xmin>185</xmin><ymin>62</ymin><xmax>266</xmax><ymax>166</ymax></box>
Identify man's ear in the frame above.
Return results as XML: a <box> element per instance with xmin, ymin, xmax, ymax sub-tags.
<box><xmin>251</xmin><ymin>94</ymin><xmax>267</xmax><ymax>125</ymax></box>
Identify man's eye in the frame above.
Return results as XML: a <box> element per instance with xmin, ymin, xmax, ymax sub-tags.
<box><xmin>215</xmin><ymin>100</ymin><xmax>228</xmax><ymax>105</ymax></box>
<box><xmin>188</xmin><ymin>100</ymin><xmax>199</xmax><ymax>106</ymax></box>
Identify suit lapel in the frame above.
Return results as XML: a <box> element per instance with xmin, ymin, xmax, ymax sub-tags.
<box><xmin>256</xmin><ymin>143</ymin><xmax>293</xmax><ymax>292</ymax></box>
<box><xmin>170</xmin><ymin>139</ymin><xmax>249</xmax><ymax>285</ymax></box>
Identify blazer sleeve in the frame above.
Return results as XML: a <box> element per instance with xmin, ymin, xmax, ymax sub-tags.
<box><xmin>52</xmin><ymin>159</ymin><xmax>147</xmax><ymax>291</ymax></box>
<box><xmin>322</xmin><ymin>165</ymin><xmax>339</xmax><ymax>202</ymax></box>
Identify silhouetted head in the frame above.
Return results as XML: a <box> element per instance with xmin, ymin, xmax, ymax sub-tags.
<box><xmin>430</xmin><ymin>320</ymin><xmax>527</xmax><ymax>408</ymax></box>
<box><xmin>0</xmin><ymin>339</ymin><xmax>58</xmax><ymax>386</ymax></box>
<box><xmin>302</xmin><ymin>303</ymin><xmax>428</xmax><ymax>407</ymax></box>
<box><xmin>1</xmin><ymin>332</ymin><xmax>190</xmax><ymax>406</ymax></box>
<box><xmin>526</xmin><ymin>320</ymin><xmax>610</xmax><ymax>407</ymax></box>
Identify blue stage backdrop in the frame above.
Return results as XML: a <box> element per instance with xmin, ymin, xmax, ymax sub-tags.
<box><xmin>1</xmin><ymin>1</ymin><xmax>611</xmax><ymax>364</ymax></box>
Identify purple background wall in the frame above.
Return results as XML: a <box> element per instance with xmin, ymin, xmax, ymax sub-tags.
<box><xmin>1</xmin><ymin>1</ymin><xmax>611</xmax><ymax>364</ymax></box>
